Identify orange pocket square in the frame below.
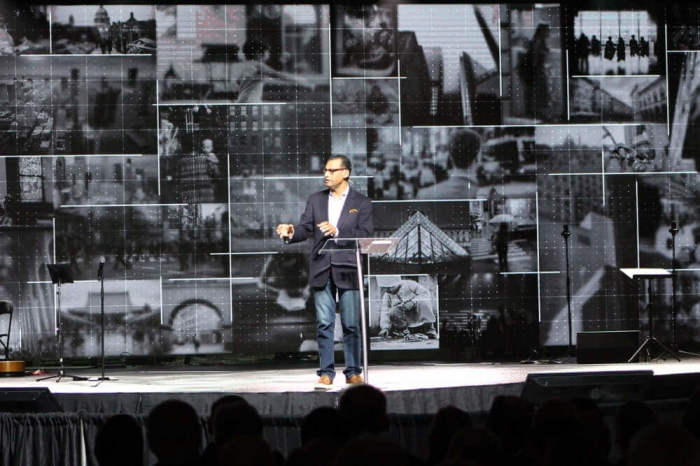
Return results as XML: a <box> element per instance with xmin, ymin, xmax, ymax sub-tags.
<box><xmin>348</xmin><ymin>208</ymin><xmax>359</xmax><ymax>214</ymax></box>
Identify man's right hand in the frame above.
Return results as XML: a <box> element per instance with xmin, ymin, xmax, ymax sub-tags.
<box><xmin>276</xmin><ymin>224</ymin><xmax>294</xmax><ymax>240</ymax></box>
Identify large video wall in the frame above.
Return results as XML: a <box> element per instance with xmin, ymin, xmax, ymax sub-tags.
<box><xmin>0</xmin><ymin>3</ymin><xmax>698</xmax><ymax>360</ymax></box>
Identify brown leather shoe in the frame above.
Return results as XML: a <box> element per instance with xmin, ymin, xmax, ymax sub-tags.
<box><xmin>314</xmin><ymin>375</ymin><xmax>333</xmax><ymax>390</ymax></box>
<box><xmin>346</xmin><ymin>374</ymin><xmax>363</xmax><ymax>385</ymax></box>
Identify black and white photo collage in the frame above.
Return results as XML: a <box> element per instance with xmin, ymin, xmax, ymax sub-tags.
<box><xmin>0</xmin><ymin>3</ymin><xmax>698</xmax><ymax>360</ymax></box>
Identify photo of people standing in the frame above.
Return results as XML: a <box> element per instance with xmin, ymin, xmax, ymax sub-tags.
<box><xmin>572</xmin><ymin>9</ymin><xmax>660</xmax><ymax>76</ymax></box>
<box><xmin>158</xmin><ymin>106</ymin><xmax>228</xmax><ymax>204</ymax></box>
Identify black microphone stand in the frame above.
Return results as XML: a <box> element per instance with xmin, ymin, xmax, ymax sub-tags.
<box><xmin>562</xmin><ymin>224</ymin><xmax>574</xmax><ymax>358</ymax></box>
<box><xmin>90</xmin><ymin>259</ymin><xmax>115</xmax><ymax>381</ymax></box>
<box><xmin>669</xmin><ymin>222</ymin><xmax>700</xmax><ymax>358</ymax></box>
<box><xmin>520</xmin><ymin>226</ymin><xmax>571</xmax><ymax>365</ymax></box>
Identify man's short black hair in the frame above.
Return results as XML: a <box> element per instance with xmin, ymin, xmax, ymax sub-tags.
<box><xmin>326</xmin><ymin>155</ymin><xmax>352</xmax><ymax>180</ymax></box>
<box><xmin>449</xmin><ymin>129</ymin><xmax>481</xmax><ymax>170</ymax></box>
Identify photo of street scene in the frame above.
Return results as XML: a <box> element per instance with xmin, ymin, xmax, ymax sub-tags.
<box><xmin>51</xmin><ymin>5</ymin><xmax>155</xmax><ymax>55</ymax></box>
<box><xmin>367</xmin><ymin>127</ymin><xmax>536</xmax><ymax>200</ymax></box>
<box><xmin>53</xmin><ymin>203</ymin><xmax>229</xmax><ymax>282</ymax></box>
<box><xmin>0</xmin><ymin>55</ymin><xmax>156</xmax><ymax>156</ymax></box>
<box><xmin>570</xmin><ymin>76</ymin><xmax>666</xmax><ymax>123</ymax></box>
<box><xmin>52</xmin><ymin>155</ymin><xmax>159</xmax><ymax>206</ymax></box>
<box><xmin>534</xmin><ymin>124</ymin><xmax>671</xmax><ymax>176</ymax></box>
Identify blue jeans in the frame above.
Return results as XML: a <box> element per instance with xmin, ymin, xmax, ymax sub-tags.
<box><xmin>313</xmin><ymin>276</ymin><xmax>362</xmax><ymax>380</ymax></box>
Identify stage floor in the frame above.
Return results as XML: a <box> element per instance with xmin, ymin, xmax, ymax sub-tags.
<box><xmin>2</xmin><ymin>359</ymin><xmax>700</xmax><ymax>416</ymax></box>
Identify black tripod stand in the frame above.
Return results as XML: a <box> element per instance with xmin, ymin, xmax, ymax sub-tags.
<box><xmin>669</xmin><ymin>222</ymin><xmax>700</xmax><ymax>358</ymax></box>
<box><xmin>38</xmin><ymin>263</ymin><xmax>87</xmax><ymax>382</ymax></box>
<box><xmin>625</xmin><ymin>269</ymin><xmax>680</xmax><ymax>363</ymax></box>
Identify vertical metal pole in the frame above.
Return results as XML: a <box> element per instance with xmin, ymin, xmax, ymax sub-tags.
<box><xmin>57</xmin><ymin>281</ymin><xmax>63</xmax><ymax>378</ymax></box>
<box><xmin>562</xmin><ymin>225</ymin><xmax>573</xmax><ymax>355</ymax></box>
<box><xmin>670</xmin><ymin>222</ymin><xmax>678</xmax><ymax>348</ymax></box>
<box><xmin>355</xmin><ymin>242</ymin><xmax>369</xmax><ymax>383</ymax></box>
<box><xmin>647</xmin><ymin>278</ymin><xmax>653</xmax><ymax>340</ymax></box>
<box><xmin>101</xmin><ymin>275</ymin><xmax>105</xmax><ymax>380</ymax></box>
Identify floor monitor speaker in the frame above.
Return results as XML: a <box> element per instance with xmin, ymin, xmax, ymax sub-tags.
<box><xmin>521</xmin><ymin>370</ymin><xmax>653</xmax><ymax>405</ymax></box>
<box><xmin>577</xmin><ymin>330</ymin><xmax>640</xmax><ymax>363</ymax></box>
<box><xmin>0</xmin><ymin>387</ymin><xmax>63</xmax><ymax>413</ymax></box>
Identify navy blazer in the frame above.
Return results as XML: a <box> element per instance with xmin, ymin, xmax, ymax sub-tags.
<box><xmin>290</xmin><ymin>187</ymin><xmax>373</xmax><ymax>289</ymax></box>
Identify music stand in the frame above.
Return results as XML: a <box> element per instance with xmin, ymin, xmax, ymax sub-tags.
<box><xmin>38</xmin><ymin>263</ymin><xmax>87</xmax><ymax>382</ymax></box>
<box><xmin>620</xmin><ymin>268</ymin><xmax>680</xmax><ymax>363</ymax></box>
<box><xmin>319</xmin><ymin>237</ymin><xmax>399</xmax><ymax>384</ymax></box>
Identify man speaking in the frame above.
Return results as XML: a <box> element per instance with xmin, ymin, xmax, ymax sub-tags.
<box><xmin>276</xmin><ymin>155</ymin><xmax>373</xmax><ymax>390</ymax></box>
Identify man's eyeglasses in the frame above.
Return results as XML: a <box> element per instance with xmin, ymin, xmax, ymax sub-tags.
<box><xmin>323</xmin><ymin>168</ymin><xmax>347</xmax><ymax>174</ymax></box>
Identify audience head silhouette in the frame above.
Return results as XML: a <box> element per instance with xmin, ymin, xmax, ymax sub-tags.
<box><xmin>146</xmin><ymin>399</ymin><xmax>201</xmax><ymax>466</ymax></box>
<box><xmin>338</xmin><ymin>384</ymin><xmax>389</xmax><ymax>437</ymax></box>
<box><xmin>428</xmin><ymin>405</ymin><xmax>472</xmax><ymax>465</ymax></box>
<box><xmin>487</xmin><ymin>395</ymin><xmax>533</xmax><ymax>459</ymax></box>
<box><xmin>627</xmin><ymin>423</ymin><xmax>700</xmax><ymax>466</ymax></box>
<box><xmin>616</xmin><ymin>400</ymin><xmax>657</xmax><ymax>453</ymax></box>
<box><xmin>301</xmin><ymin>406</ymin><xmax>347</xmax><ymax>445</ymax></box>
<box><xmin>683</xmin><ymin>388</ymin><xmax>700</xmax><ymax>439</ymax></box>
<box><xmin>207</xmin><ymin>394</ymin><xmax>246</xmax><ymax>438</ymax></box>
<box><xmin>95</xmin><ymin>414</ymin><xmax>144</xmax><ymax>466</ymax></box>
<box><xmin>213</xmin><ymin>399</ymin><xmax>263</xmax><ymax>445</ymax></box>
<box><xmin>334</xmin><ymin>435</ymin><xmax>409</xmax><ymax>466</ymax></box>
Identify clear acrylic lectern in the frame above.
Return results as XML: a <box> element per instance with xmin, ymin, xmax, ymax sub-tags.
<box><xmin>319</xmin><ymin>237</ymin><xmax>400</xmax><ymax>383</ymax></box>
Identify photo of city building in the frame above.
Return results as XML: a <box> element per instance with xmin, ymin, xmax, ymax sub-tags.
<box><xmin>51</xmin><ymin>5</ymin><xmax>155</xmax><ymax>55</ymax></box>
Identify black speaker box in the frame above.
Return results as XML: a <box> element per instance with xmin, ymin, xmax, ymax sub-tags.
<box><xmin>521</xmin><ymin>370</ymin><xmax>653</xmax><ymax>405</ymax></box>
<box><xmin>576</xmin><ymin>330</ymin><xmax>640</xmax><ymax>363</ymax></box>
<box><xmin>0</xmin><ymin>388</ymin><xmax>63</xmax><ymax>413</ymax></box>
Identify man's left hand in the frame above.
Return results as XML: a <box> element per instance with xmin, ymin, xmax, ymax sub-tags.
<box><xmin>317</xmin><ymin>221</ymin><xmax>337</xmax><ymax>237</ymax></box>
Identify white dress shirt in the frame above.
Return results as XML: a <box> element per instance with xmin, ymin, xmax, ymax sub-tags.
<box><xmin>328</xmin><ymin>186</ymin><xmax>349</xmax><ymax>236</ymax></box>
